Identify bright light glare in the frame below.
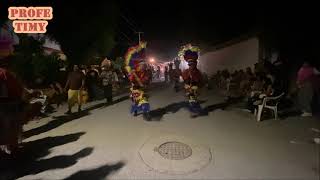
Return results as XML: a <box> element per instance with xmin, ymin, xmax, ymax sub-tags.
<box><xmin>149</xmin><ymin>58</ymin><xmax>155</xmax><ymax>63</ymax></box>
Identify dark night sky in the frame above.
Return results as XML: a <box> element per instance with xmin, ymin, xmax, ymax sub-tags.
<box><xmin>118</xmin><ymin>1</ymin><xmax>260</xmax><ymax>60</ymax></box>
<box><xmin>117</xmin><ymin>1</ymin><xmax>319</xmax><ymax>60</ymax></box>
<box><xmin>1</xmin><ymin>1</ymin><xmax>319</xmax><ymax>61</ymax></box>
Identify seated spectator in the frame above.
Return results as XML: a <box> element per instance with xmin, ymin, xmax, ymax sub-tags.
<box><xmin>226</xmin><ymin>73</ymin><xmax>241</xmax><ymax>98</ymax></box>
<box><xmin>23</xmin><ymin>87</ymin><xmax>48</xmax><ymax>115</ymax></box>
<box><xmin>212</xmin><ymin>71</ymin><xmax>221</xmax><ymax>89</ymax></box>
<box><xmin>202</xmin><ymin>72</ymin><xmax>211</xmax><ymax>90</ymax></box>
<box><xmin>49</xmin><ymin>82</ymin><xmax>65</xmax><ymax>108</ymax></box>
<box><xmin>221</xmin><ymin>70</ymin><xmax>230</xmax><ymax>90</ymax></box>
<box><xmin>238</xmin><ymin>67</ymin><xmax>254</xmax><ymax>95</ymax></box>
<box><xmin>246</xmin><ymin>67</ymin><xmax>254</xmax><ymax>78</ymax></box>
<box><xmin>251</xmin><ymin>75</ymin><xmax>264</xmax><ymax>92</ymax></box>
<box><xmin>265</xmin><ymin>70</ymin><xmax>275</xmax><ymax>85</ymax></box>
<box><xmin>247</xmin><ymin>79</ymin><xmax>274</xmax><ymax>112</ymax></box>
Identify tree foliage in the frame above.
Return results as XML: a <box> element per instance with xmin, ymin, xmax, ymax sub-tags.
<box><xmin>113</xmin><ymin>57</ymin><xmax>124</xmax><ymax>70</ymax></box>
<box><xmin>9</xmin><ymin>35</ymin><xmax>61</xmax><ymax>84</ymax></box>
<box><xmin>1</xmin><ymin>0</ymin><xmax>119</xmax><ymax>65</ymax></box>
<box><xmin>46</xmin><ymin>0</ymin><xmax>119</xmax><ymax>64</ymax></box>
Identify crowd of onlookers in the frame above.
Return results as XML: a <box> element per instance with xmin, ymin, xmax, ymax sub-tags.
<box><xmin>210</xmin><ymin>60</ymin><xmax>320</xmax><ymax>117</ymax></box>
<box><xmin>1</xmin><ymin>56</ymin><xmax>170</xmax><ymax>155</ymax></box>
<box><xmin>2</xmin><ymin>55</ymin><xmax>320</xmax><ymax>155</ymax></box>
<box><xmin>17</xmin><ymin>64</ymin><xmax>129</xmax><ymax>117</ymax></box>
<box><xmin>0</xmin><ymin>58</ymin><xmax>134</xmax><ymax>155</ymax></box>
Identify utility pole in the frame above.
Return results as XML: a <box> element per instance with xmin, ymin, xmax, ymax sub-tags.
<box><xmin>135</xmin><ymin>31</ymin><xmax>144</xmax><ymax>44</ymax></box>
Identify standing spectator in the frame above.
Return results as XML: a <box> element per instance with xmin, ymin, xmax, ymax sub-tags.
<box><xmin>0</xmin><ymin>57</ymin><xmax>24</xmax><ymax>155</ymax></box>
<box><xmin>173</xmin><ymin>59</ymin><xmax>182</xmax><ymax>92</ymax></box>
<box><xmin>215</xmin><ymin>70</ymin><xmax>222</xmax><ymax>88</ymax></box>
<box><xmin>173</xmin><ymin>69</ymin><xmax>182</xmax><ymax>91</ymax></box>
<box><xmin>86</xmin><ymin>66</ymin><xmax>99</xmax><ymax>101</ymax></box>
<box><xmin>114</xmin><ymin>69</ymin><xmax>123</xmax><ymax>88</ymax></box>
<box><xmin>50</xmin><ymin>82</ymin><xmax>65</xmax><ymax>108</ymax></box>
<box><xmin>202</xmin><ymin>72</ymin><xmax>211</xmax><ymax>90</ymax></box>
<box><xmin>156</xmin><ymin>66</ymin><xmax>161</xmax><ymax>80</ymax></box>
<box><xmin>168</xmin><ymin>63</ymin><xmax>174</xmax><ymax>83</ymax></box>
<box><xmin>272</xmin><ymin>58</ymin><xmax>289</xmax><ymax>94</ymax></box>
<box><xmin>147</xmin><ymin>65</ymin><xmax>153</xmax><ymax>85</ymax></box>
<box><xmin>296</xmin><ymin>61</ymin><xmax>320</xmax><ymax>117</ymax></box>
<box><xmin>80</xmin><ymin>65</ymin><xmax>88</xmax><ymax>75</ymax></box>
<box><xmin>64</xmin><ymin>65</ymin><xmax>85</xmax><ymax>114</ymax></box>
<box><xmin>164</xmin><ymin>66</ymin><xmax>169</xmax><ymax>83</ymax></box>
<box><xmin>100</xmin><ymin>65</ymin><xmax>118</xmax><ymax>104</ymax></box>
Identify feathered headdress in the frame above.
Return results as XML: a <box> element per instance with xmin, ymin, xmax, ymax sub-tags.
<box><xmin>178</xmin><ymin>44</ymin><xmax>200</xmax><ymax>63</ymax></box>
<box><xmin>124</xmin><ymin>42</ymin><xmax>147</xmax><ymax>73</ymax></box>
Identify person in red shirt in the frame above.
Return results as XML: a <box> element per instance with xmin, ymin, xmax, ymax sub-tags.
<box><xmin>0</xmin><ymin>57</ymin><xmax>24</xmax><ymax>155</ymax></box>
<box><xmin>0</xmin><ymin>65</ymin><xmax>23</xmax><ymax>100</ymax></box>
<box><xmin>296</xmin><ymin>61</ymin><xmax>320</xmax><ymax>117</ymax></box>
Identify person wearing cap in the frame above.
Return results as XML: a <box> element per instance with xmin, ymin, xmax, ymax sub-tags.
<box><xmin>100</xmin><ymin>62</ymin><xmax>118</xmax><ymax>104</ymax></box>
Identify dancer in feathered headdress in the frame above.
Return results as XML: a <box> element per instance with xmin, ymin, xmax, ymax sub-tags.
<box><xmin>124</xmin><ymin>42</ymin><xmax>151</xmax><ymax>120</ymax></box>
<box><xmin>178</xmin><ymin>44</ymin><xmax>204</xmax><ymax>117</ymax></box>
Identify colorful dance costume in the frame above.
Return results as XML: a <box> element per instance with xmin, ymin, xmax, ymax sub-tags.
<box><xmin>125</xmin><ymin>42</ymin><xmax>151</xmax><ymax>121</ymax></box>
<box><xmin>179</xmin><ymin>44</ymin><xmax>203</xmax><ymax>115</ymax></box>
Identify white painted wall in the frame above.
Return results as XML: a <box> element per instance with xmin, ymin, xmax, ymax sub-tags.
<box><xmin>198</xmin><ymin>37</ymin><xmax>259</xmax><ymax>76</ymax></box>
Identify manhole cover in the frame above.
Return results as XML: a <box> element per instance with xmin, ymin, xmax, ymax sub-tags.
<box><xmin>139</xmin><ymin>135</ymin><xmax>212</xmax><ymax>174</ymax></box>
<box><xmin>156</xmin><ymin>141</ymin><xmax>192</xmax><ymax>160</ymax></box>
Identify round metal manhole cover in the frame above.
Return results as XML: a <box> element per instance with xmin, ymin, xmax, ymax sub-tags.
<box><xmin>156</xmin><ymin>141</ymin><xmax>192</xmax><ymax>160</ymax></box>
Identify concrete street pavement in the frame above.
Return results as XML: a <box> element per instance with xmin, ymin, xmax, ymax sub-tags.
<box><xmin>2</xmin><ymin>83</ymin><xmax>319</xmax><ymax>180</ymax></box>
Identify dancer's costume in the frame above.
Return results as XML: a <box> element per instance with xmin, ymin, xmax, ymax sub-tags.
<box><xmin>125</xmin><ymin>42</ymin><xmax>151</xmax><ymax>120</ymax></box>
<box><xmin>179</xmin><ymin>44</ymin><xmax>203</xmax><ymax>115</ymax></box>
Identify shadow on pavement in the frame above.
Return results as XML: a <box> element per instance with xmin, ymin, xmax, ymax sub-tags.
<box><xmin>278</xmin><ymin>109</ymin><xmax>302</xmax><ymax>119</ymax></box>
<box><xmin>149</xmin><ymin>100</ymin><xmax>206</xmax><ymax>121</ymax></box>
<box><xmin>195</xmin><ymin>97</ymin><xmax>244</xmax><ymax>118</ymax></box>
<box><xmin>100</xmin><ymin>95</ymin><xmax>130</xmax><ymax>109</ymax></box>
<box><xmin>85</xmin><ymin>95</ymin><xmax>130</xmax><ymax>111</ymax></box>
<box><xmin>23</xmin><ymin>111</ymin><xmax>90</xmax><ymax>139</ymax></box>
<box><xmin>24</xmin><ymin>94</ymin><xmax>130</xmax><ymax>141</ymax></box>
<box><xmin>0</xmin><ymin>132</ymin><xmax>92</xmax><ymax>180</ymax></box>
<box><xmin>203</xmin><ymin>102</ymin><xmax>230</xmax><ymax>112</ymax></box>
<box><xmin>63</xmin><ymin>161</ymin><xmax>125</xmax><ymax>180</ymax></box>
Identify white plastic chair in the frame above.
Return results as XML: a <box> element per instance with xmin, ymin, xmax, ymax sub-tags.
<box><xmin>254</xmin><ymin>93</ymin><xmax>285</xmax><ymax>122</ymax></box>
